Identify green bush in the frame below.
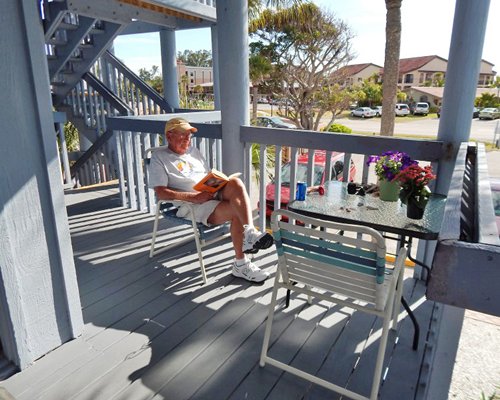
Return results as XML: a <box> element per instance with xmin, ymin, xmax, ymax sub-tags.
<box><xmin>429</xmin><ymin>106</ymin><xmax>439</xmax><ymax>113</ymax></box>
<box><xmin>325</xmin><ymin>123</ymin><xmax>352</xmax><ymax>133</ymax></box>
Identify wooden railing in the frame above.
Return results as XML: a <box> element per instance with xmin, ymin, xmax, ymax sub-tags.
<box><xmin>428</xmin><ymin>142</ymin><xmax>500</xmax><ymax>316</ymax></box>
<box><xmin>240</xmin><ymin>126</ymin><xmax>445</xmax><ymax>232</ymax></box>
<box><xmin>106</xmin><ymin>112</ymin><xmax>222</xmax><ymax>211</ymax></box>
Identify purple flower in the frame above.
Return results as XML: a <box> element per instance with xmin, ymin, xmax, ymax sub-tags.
<box><xmin>367</xmin><ymin>151</ymin><xmax>417</xmax><ymax>181</ymax></box>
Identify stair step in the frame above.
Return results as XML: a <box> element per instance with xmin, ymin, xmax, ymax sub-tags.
<box><xmin>47</xmin><ymin>37</ymin><xmax>66</xmax><ymax>46</ymax></box>
<box><xmin>59</xmin><ymin>21</ymin><xmax>78</xmax><ymax>30</ymax></box>
<box><xmin>90</xmin><ymin>27</ymin><xmax>105</xmax><ymax>35</ymax></box>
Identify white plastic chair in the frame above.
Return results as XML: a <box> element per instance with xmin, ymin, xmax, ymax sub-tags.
<box><xmin>147</xmin><ymin>147</ymin><xmax>231</xmax><ymax>284</ymax></box>
<box><xmin>260</xmin><ymin>209</ymin><xmax>406</xmax><ymax>400</ymax></box>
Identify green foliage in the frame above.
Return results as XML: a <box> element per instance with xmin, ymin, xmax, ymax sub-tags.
<box><xmin>429</xmin><ymin>106</ymin><xmax>439</xmax><ymax>113</ymax></box>
<box><xmin>63</xmin><ymin>121</ymin><xmax>79</xmax><ymax>151</ymax></box>
<box><xmin>138</xmin><ymin>65</ymin><xmax>163</xmax><ymax>94</ymax></box>
<box><xmin>177</xmin><ymin>49</ymin><xmax>212</xmax><ymax>67</ymax></box>
<box><xmin>358</xmin><ymin>79</ymin><xmax>382</xmax><ymax>107</ymax></box>
<box><xmin>324</xmin><ymin>123</ymin><xmax>352</xmax><ymax>133</ymax></box>
<box><xmin>475</xmin><ymin>92</ymin><xmax>500</xmax><ymax>108</ymax></box>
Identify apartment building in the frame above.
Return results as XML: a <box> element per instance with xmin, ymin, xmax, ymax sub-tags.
<box><xmin>177</xmin><ymin>61</ymin><xmax>213</xmax><ymax>92</ymax></box>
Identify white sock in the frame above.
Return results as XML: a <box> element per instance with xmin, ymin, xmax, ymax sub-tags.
<box><xmin>235</xmin><ymin>257</ymin><xmax>248</xmax><ymax>267</ymax></box>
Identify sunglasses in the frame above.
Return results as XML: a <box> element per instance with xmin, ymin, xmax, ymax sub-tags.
<box><xmin>169</xmin><ymin>130</ymin><xmax>193</xmax><ymax>138</ymax></box>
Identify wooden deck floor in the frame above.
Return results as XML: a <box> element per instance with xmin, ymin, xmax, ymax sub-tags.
<box><xmin>3</xmin><ymin>186</ymin><xmax>439</xmax><ymax>400</ymax></box>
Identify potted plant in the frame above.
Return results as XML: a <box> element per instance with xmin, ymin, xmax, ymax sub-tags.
<box><xmin>395</xmin><ymin>164</ymin><xmax>436</xmax><ymax>219</ymax></box>
<box><xmin>367</xmin><ymin>151</ymin><xmax>416</xmax><ymax>201</ymax></box>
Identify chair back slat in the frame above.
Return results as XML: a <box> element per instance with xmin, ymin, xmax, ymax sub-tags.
<box><xmin>272</xmin><ymin>209</ymin><xmax>388</xmax><ymax>306</ymax></box>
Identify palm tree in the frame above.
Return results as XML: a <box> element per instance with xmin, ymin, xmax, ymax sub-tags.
<box><xmin>380</xmin><ymin>0</ymin><xmax>402</xmax><ymax>137</ymax></box>
<box><xmin>249</xmin><ymin>53</ymin><xmax>273</xmax><ymax>120</ymax></box>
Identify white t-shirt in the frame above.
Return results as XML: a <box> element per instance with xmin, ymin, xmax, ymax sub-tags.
<box><xmin>148</xmin><ymin>146</ymin><xmax>209</xmax><ymax>192</ymax></box>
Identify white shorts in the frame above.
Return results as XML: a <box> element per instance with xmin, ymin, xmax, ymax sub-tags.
<box><xmin>174</xmin><ymin>200</ymin><xmax>220</xmax><ymax>226</ymax></box>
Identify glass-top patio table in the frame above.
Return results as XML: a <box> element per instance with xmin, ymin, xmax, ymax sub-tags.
<box><xmin>288</xmin><ymin>186</ymin><xmax>447</xmax><ymax>241</ymax></box>
<box><xmin>288</xmin><ymin>183</ymin><xmax>447</xmax><ymax>350</ymax></box>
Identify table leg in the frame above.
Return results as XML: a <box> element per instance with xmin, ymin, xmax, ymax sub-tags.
<box><xmin>401</xmin><ymin>295</ymin><xmax>419</xmax><ymax>350</ymax></box>
<box><xmin>406</xmin><ymin>237</ymin><xmax>431</xmax><ymax>283</ymax></box>
<box><xmin>398</xmin><ymin>235</ymin><xmax>419</xmax><ymax>351</ymax></box>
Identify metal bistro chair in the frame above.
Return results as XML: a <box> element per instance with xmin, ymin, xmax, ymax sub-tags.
<box><xmin>260</xmin><ymin>209</ymin><xmax>407</xmax><ymax>400</ymax></box>
<box><xmin>147</xmin><ymin>147</ymin><xmax>231</xmax><ymax>284</ymax></box>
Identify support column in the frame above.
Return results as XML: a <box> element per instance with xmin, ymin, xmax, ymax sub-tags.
<box><xmin>160</xmin><ymin>29</ymin><xmax>180</xmax><ymax>110</ymax></box>
<box><xmin>436</xmin><ymin>0</ymin><xmax>490</xmax><ymax>195</ymax></box>
<box><xmin>211</xmin><ymin>25</ymin><xmax>220</xmax><ymax>110</ymax></box>
<box><xmin>216</xmin><ymin>0</ymin><xmax>249</xmax><ymax>175</ymax></box>
<box><xmin>0</xmin><ymin>1</ymin><xmax>83</xmax><ymax>369</ymax></box>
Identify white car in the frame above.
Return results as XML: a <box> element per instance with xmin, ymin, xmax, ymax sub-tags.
<box><xmin>351</xmin><ymin>107</ymin><xmax>376</xmax><ymax>118</ymax></box>
<box><xmin>413</xmin><ymin>102</ymin><xmax>429</xmax><ymax>116</ymax></box>
<box><xmin>395</xmin><ymin>103</ymin><xmax>410</xmax><ymax>116</ymax></box>
<box><xmin>478</xmin><ymin>108</ymin><xmax>500</xmax><ymax>120</ymax></box>
<box><xmin>372</xmin><ymin>106</ymin><xmax>382</xmax><ymax>117</ymax></box>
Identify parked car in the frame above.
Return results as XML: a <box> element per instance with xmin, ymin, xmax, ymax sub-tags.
<box><xmin>478</xmin><ymin>108</ymin><xmax>500</xmax><ymax>120</ymax></box>
<box><xmin>437</xmin><ymin>106</ymin><xmax>480</xmax><ymax>119</ymax></box>
<box><xmin>255</xmin><ymin>116</ymin><xmax>296</xmax><ymax>129</ymax></box>
<box><xmin>351</xmin><ymin>107</ymin><xmax>376</xmax><ymax>118</ymax></box>
<box><xmin>257</xmin><ymin>97</ymin><xmax>269</xmax><ymax>104</ymax></box>
<box><xmin>372</xmin><ymin>106</ymin><xmax>382</xmax><ymax>117</ymax></box>
<box><xmin>264</xmin><ymin>151</ymin><xmax>357</xmax><ymax>216</ymax></box>
<box><xmin>413</xmin><ymin>102</ymin><xmax>429</xmax><ymax>116</ymax></box>
<box><xmin>490</xmin><ymin>178</ymin><xmax>500</xmax><ymax>236</ymax></box>
<box><xmin>395</xmin><ymin>103</ymin><xmax>410</xmax><ymax>116</ymax></box>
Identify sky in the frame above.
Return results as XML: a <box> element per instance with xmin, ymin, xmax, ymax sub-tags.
<box><xmin>114</xmin><ymin>0</ymin><xmax>499</xmax><ymax>75</ymax></box>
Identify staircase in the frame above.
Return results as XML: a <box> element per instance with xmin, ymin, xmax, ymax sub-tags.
<box><xmin>41</xmin><ymin>1</ymin><xmax>174</xmax><ymax>188</ymax></box>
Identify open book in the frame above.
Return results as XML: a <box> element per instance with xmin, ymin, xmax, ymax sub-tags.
<box><xmin>193</xmin><ymin>169</ymin><xmax>242</xmax><ymax>193</ymax></box>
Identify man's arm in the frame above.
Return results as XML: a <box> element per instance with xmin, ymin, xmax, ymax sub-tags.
<box><xmin>154</xmin><ymin>186</ymin><xmax>214</xmax><ymax>204</ymax></box>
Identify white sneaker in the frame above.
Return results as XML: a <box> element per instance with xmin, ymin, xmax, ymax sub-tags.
<box><xmin>232</xmin><ymin>259</ymin><xmax>270</xmax><ymax>283</ymax></box>
<box><xmin>242</xmin><ymin>225</ymin><xmax>274</xmax><ymax>254</ymax></box>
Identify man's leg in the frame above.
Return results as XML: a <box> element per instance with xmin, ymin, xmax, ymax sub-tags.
<box><xmin>207</xmin><ymin>178</ymin><xmax>271</xmax><ymax>282</ymax></box>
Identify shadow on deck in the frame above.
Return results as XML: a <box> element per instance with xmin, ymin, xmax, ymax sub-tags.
<box><xmin>2</xmin><ymin>185</ymin><xmax>440</xmax><ymax>400</ymax></box>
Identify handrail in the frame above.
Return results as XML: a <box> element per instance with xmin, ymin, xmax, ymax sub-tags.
<box><xmin>428</xmin><ymin>142</ymin><xmax>500</xmax><ymax>316</ymax></box>
<box><xmin>83</xmin><ymin>72</ymin><xmax>133</xmax><ymax>116</ymax></box>
<box><xmin>101</xmin><ymin>50</ymin><xmax>173</xmax><ymax>113</ymax></box>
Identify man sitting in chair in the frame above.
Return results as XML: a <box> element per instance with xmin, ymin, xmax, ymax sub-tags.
<box><xmin>148</xmin><ymin>117</ymin><xmax>273</xmax><ymax>283</ymax></box>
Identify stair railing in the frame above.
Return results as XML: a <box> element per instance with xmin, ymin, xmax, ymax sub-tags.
<box><xmin>98</xmin><ymin>50</ymin><xmax>174</xmax><ymax>115</ymax></box>
<box><xmin>66</xmin><ymin>72</ymin><xmax>133</xmax><ymax>187</ymax></box>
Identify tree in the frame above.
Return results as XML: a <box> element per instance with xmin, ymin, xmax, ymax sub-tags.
<box><xmin>177</xmin><ymin>49</ymin><xmax>212</xmax><ymax>67</ymax></box>
<box><xmin>475</xmin><ymin>92</ymin><xmax>499</xmax><ymax>108</ymax></box>
<box><xmin>318</xmin><ymin>85</ymin><xmax>362</xmax><ymax>131</ymax></box>
<box><xmin>249</xmin><ymin>45</ymin><xmax>273</xmax><ymax>120</ymax></box>
<box><xmin>138</xmin><ymin>65</ymin><xmax>163</xmax><ymax>94</ymax></box>
<box><xmin>380</xmin><ymin>0</ymin><xmax>402</xmax><ymax>137</ymax></box>
<box><xmin>250</xmin><ymin>4</ymin><xmax>354</xmax><ymax>130</ymax></box>
<box><xmin>360</xmin><ymin>79</ymin><xmax>382</xmax><ymax>107</ymax></box>
<box><xmin>432</xmin><ymin>72</ymin><xmax>445</xmax><ymax>87</ymax></box>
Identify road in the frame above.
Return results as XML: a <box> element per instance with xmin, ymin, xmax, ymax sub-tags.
<box><xmin>258</xmin><ymin>104</ymin><xmax>499</xmax><ymax>143</ymax></box>
<box><xmin>333</xmin><ymin>115</ymin><xmax>499</xmax><ymax>143</ymax></box>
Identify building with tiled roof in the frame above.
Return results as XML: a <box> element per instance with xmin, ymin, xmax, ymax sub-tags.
<box><xmin>335</xmin><ymin>63</ymin><xmax>382</xmax><ymax>87</ymax></box>
<box><xmin>381</xmin><ymin>55</ymin><xmax>496</xmax><ymax>90</ymax></box>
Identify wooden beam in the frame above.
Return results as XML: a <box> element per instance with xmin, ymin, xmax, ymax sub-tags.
<box><xmin>118</xmin><ymin>0</ymin><xmax>202</xmax><ymax>22</ymax></box>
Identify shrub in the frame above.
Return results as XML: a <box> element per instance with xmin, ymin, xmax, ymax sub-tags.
<box><xmin>429</xmin><ymin>106</ymin><xmax>439</xmax><ymax>114</ymax></box>
<box><xmin>325</xmin><ymin>123</ymin><xmax>352</xmax><ymax>133</ymax></box>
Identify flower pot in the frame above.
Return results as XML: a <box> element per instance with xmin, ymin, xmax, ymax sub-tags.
<box><xmin>406</xmin><ymin>198</ymin><xmax>426</xmax><ymax>220</ymax></box>
<box><xmin>378</xmin><ymin>179</ymin><xmax>400</xmax><ymax>201</ymax></box>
